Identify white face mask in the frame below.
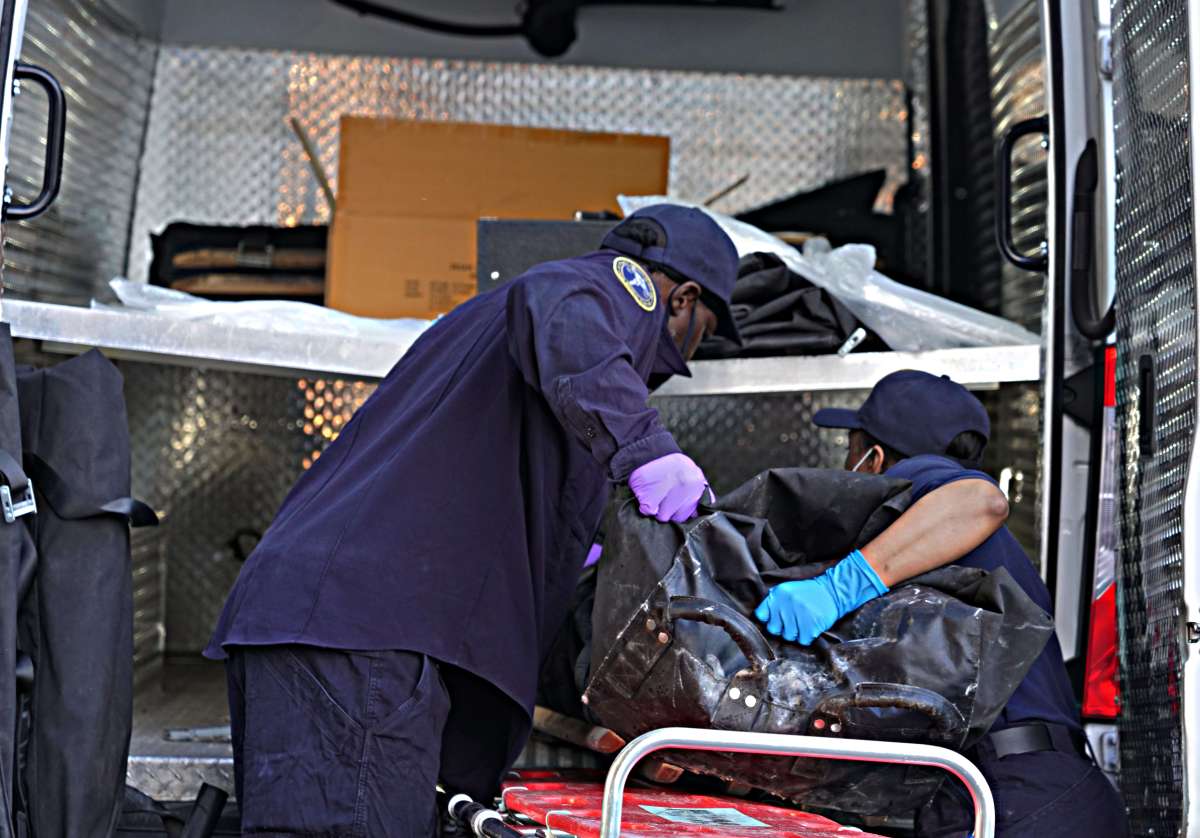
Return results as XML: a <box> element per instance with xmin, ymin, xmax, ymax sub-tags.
<box><xmin>850</xmin><ymin>446</ymin><xmax>880</xmax><ymax>473</ymax></box>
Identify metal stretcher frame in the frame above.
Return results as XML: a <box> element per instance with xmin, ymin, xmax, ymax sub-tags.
<box><xmin>598</xmin><ymin>727</ymin><xmax>996</xmax><ymax>838</ymax></box>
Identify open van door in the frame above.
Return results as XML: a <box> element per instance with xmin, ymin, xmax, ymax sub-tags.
<box><xmin>0</xmin><ymin>0</ymin><xmax>25</xmax><ymax>289</ymax></box>
<box><xmin>1106</xmin><ymin>0</ymin><xmax>1200</xmax><ymax>833</ymax></box>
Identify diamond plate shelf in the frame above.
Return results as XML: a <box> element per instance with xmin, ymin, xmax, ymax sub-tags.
<box><xmin>4</xmin><ymin>300</ymin><xmax>417</xmax><ymax>379</ymax></box>
<box><xmin>654</xmin><ymin>345</ymin><xmax>1041</xmax><ymax>396</ymax></box>
<box><xmin>4</xmin><ymin>300</ymin><xmax>1040</xmax><ymax>392</ymax></box>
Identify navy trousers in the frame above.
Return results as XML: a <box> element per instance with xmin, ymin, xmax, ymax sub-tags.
<box><xmin>916</xmin><ymin>726</ymin><xmax>1129</xmax><ymax>837</ymax></box>
<box><xmin>226</xmin><ymin>645</ymin><xmax>450</xmax><ymax>837</ymax></box>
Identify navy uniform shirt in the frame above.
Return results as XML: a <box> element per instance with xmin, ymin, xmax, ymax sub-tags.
<box><xmin>886</xmin><ymin>455</ymin><xmax>1081</xmax><ymax>732</ymax></box>
<box><xmin>205</xmin><ymin>249</ymin><xmax>690</xmax><ymax>793</ymax></box>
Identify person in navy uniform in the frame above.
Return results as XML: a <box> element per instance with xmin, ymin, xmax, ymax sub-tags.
<box><xmin>204</xmin><ymin>205</ymin><xmax>741</xmax><ymax>836</ymax></box>
<box><xmin>756</xmin><ymin>370</ymin><xmax>1129</xmax><ymax>837</ymax></box>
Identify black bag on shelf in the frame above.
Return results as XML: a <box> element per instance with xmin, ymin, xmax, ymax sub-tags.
<box><xmin>695</xmin><ymin>252</ymin><xmax>887</xmax><ymax>360</ymax></box>
<box><xmin>149</xmin><ymin>222</ymin><xmax>327</xmax><ymax>302</ymax></box>
<box><xmin>735</xmin><ymin>169</ymin><xmax>910</xmax><ymax>281</ymax></box>
<box><xmin>13</xmin><ymin>350</ymin><xmax>157</xmax><ymax>838</ymax></box>
<box><xmin>582</xmin><ymin>470</ymin><xmax>1054</xmax><ymax>821</ymax></box>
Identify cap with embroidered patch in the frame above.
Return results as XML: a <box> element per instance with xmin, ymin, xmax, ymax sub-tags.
<box><xmin>602</xmin><ymin>204</ymin><xmax>741</xmax><ymax>345</ymax></box>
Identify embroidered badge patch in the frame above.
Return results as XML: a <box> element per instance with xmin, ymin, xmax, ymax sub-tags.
<box><xmin>612</xmin><ymin>256</ymin><xmax>658</xmax><ymax>312</ymax></box>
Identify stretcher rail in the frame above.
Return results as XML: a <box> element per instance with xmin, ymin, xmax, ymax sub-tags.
<box><xmin>599</xmin><ymin>727</ymin><xmax>995</xmax><ymax>838</ymax></box>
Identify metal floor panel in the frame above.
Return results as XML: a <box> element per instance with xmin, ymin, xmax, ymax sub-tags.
<box><xmin>130</xmin><ymin>661</ymin><xmax>230</xmax><ymax>761</ymax></box>
<box><xmin>127</xmin><ymin>659</ymin><xmax>234</xmax><ymax>801</ymax></box>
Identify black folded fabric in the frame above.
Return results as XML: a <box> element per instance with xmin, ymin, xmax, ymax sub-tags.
<box><xmin>694</xmin><ymin>252</ymin><xmax>888</xmax><ymax>359</ymax></box>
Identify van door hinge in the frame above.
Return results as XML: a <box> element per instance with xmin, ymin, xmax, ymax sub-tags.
<box><xmin>1098</xmin><ymin>29</ymin><xmax>1113</xmax><ymax>80</ymax></box>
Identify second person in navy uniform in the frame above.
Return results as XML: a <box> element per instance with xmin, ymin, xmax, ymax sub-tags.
<box><xmin>758</xmin><ymin>371</ymin><xmax>1130</xmax><ymax>838</ymax></box>
<box><xmin>204</xmin><ymin>205</ymin><xmax>742</xmax><ymax>837</ymax></box>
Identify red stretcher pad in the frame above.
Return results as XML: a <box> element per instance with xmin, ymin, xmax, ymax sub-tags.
<box><xmin>501</xmin><ymin>775</ymin><xmax>884</xmax><ymax>837</ymax></box>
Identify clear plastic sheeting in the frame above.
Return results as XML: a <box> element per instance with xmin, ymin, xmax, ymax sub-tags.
<box><xmin>618</xmin><ymin>196</ymin><xmax>1040</xmax><ymax>352</ymax></box>
<box><xmin>96</xmin><ymin>279</ymin><xmax>431</xmax><ymax>342</ymax></box>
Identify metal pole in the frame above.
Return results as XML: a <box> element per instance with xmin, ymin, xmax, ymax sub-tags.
<box><xmin>598</xmin><ymin>727</ymin><xmax>995</xmax><ymax>838</ymax></box>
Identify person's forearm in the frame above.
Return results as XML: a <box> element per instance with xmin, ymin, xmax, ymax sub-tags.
<box><xmin>860</xmin><ymin>479</ymin><xmax>1009</xmax><ymax>587</ymax></box>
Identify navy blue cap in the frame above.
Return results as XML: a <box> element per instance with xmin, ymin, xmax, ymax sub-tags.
<box><xmin>602</xmin><ymin>204</ymin><xmax>741</xmax><ymax>345</ymax></box>
<box><xmin>813</xmin><ymin>370</ymin><xmax>990</xmax><ymax>459</ymax></box>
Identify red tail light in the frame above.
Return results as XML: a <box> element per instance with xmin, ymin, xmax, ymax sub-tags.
<box><xmin>1082</xmin><ymin>346</ymin><xmax>1120</xmax><ymax>719</ymax></box>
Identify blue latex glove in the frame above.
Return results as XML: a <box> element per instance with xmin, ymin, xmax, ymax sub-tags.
<box><xmin>754</xmin><ymin>550</ymin><xmax>888</xmax><ymax>644</ymax></box>
<box><xmin>584</xmin><ymin>543</ymin><xmax>603</xmax><ymax>568</ymax></box>
<box><xmin>628</xmin><ymin>452</ymin><xmax>711</xmax><ymax>523</ymax></box>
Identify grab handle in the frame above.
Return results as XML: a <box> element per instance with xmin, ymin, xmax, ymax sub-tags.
<box><xmin>667</xmin><ymin>595</ymin><xmax>776</xmax><ymax>672</ymax></box>
<box><xmin>5</xmin><ymin>62</ymin><xmax>66</xmax><ymax>221</ymax></box>
<box><xmin>995</xmin><ymin>114</ymin><xmax>1049</xmax><ymax>271</ymax></box>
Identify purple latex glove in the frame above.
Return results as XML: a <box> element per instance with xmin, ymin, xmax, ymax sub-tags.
<box><xmin>628</xmin><ymin>452</ymin><xmax>711</xmax><ymax>523</ymax></box>
<box><xmin>584</xmin><ymin>543</ymin><xmax>603</xmax><ymax>568</ymax></box>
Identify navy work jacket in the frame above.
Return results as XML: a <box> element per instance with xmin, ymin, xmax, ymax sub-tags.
<box><xmin>205</xmin><ymin>250</ymin><xmax>688</xmax><ymax>771</ymax></box>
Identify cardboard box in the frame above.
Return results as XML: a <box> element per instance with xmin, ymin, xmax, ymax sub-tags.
<box><xmin>326</xmin><ymin>118</ymin><xmax>670</xmax><ymax>320</ymax></box>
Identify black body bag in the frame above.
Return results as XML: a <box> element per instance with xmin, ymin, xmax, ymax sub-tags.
<box><xmin>13</xmin><ymin>350</ymin><xmax>156</xmax><ymax>837</ymax></box>
<box><xmin>582</xmin><ymin>469</ymin><xmax>1054</xmax><ymax>820</ymax></box>
<box><xmin>0</xmin><ymin>324</ymin><xmax>35</xmax><ymax>838</ymax></box>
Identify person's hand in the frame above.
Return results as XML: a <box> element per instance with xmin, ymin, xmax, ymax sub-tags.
<box><xmin>754</xmin><ymin>550</ymin><xmax>888</xmax><ymax>644</ymax></box>
<box><xmin>628</xmin><ymin>453</ymin><xmax>711</xmax><ymax>523</ymax></box>
<box><xmin>754</xmin><ymin>577</ymin><xmax>839</xmax><ymax>645</ymax></box>
<box><xmin>584</xmin><ymin>543</ymin><xmax>602</xmax><ymax>567</ymax></box>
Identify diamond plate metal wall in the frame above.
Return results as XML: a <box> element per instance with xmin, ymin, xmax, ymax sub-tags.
<box><xmin>128</xmin><ymin>48</ymin><xmax>292</xmax><ymax>285</ymax></box>
<box><xmin>128</xmin><ymin>45</ymin><xmax>909</xmax><ymax>282</ymax></box>
<box><xmin>131</xmin><ymin>525</ymin><xmax>166</xmax><ymax>691</ymax></box>
<box><xmin>4</xmin><ymin>0</ymin><xmax>156</xmax><ymax>304</ymax></box>
<box><xmin>126</xmin><ymin>362</ymin><xmax>871</xmax><ymax>652</ymax></box>
<box><xmin>652</xmin><ymin>391</ymin><xmax>866</xmax><ymax>492</ymax></box>
<box><xmin>1112</xmin><ymin>0</ymin><xmax>1195</xmax><ymax>831</ymax></box>
<box><xmin>130</xmin><ymin>361</ymin><xmax>1027</xmax><ymax>656</ymax></box>
<box><xmin>656</xmin><ymin>386</ymin><xmax>1027</xmax><ymax>502</ymax></box>
<box><xmin>123</xmin><ymin>362</ymin><xmax>372</xmax><ymax>653</ymax></box>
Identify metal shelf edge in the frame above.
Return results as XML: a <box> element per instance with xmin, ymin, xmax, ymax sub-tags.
<box><xmin>3</xmin><ymin>301</ymin><xmax>1042</xmax><ymax>392</ymax></box>
<box><xmin>652</xmin><ymin>345</ymin><xmax>1042</xmax><ymax>396</ymax></box>
<box><xmin>4</xmin><ymin>300</ymin><xmax>414</xmax><ymax>379</ymax></box>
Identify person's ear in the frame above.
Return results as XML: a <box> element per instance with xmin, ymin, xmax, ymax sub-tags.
<box><xmin>865</xmin><ymin>445</ymin><xmax>885</xmax><ymax>474</ymax></box>
<box><xmin>671</xmin><ymin>281</ymin><xmax>701</xmax><ymax>315</ymax></box>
